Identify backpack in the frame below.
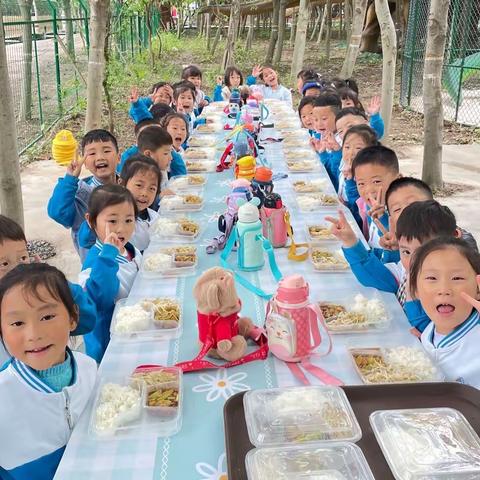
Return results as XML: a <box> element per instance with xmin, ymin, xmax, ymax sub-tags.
<box><xmin>265</xmin><ymin>275</ymin><xmax>343</xmax><ymax>385</ymax></box>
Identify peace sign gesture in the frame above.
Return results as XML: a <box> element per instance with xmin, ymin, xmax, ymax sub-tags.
<box><xmin>325</xmin><ymin>209</ymin><xmax>358</xmax><ymax>248</ymax></box>
<box><xmin>460</xmin><ymin>275</ymin><xmax>480</xmax><ymax>313</ymax></box>
<box><xmin>67</xmin><ymin>149</ymin><xmax>85</xmax><ymax>178</ymax></box>
<box><xmin>367</xmin><ymin>187</ymin><xmax>385</xmax><ymax>220</ymax></box>
<box><xmin>378</xmin><ymin>216</ymin><xmax>399</xmax><ymax>251</ymax></box>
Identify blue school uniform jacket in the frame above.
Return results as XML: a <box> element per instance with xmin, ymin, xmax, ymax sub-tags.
<box><xmin>129</xmin><ymin>96</ymin><xmax>154</xmax><ymax>124</ymax></box>
<box><xmin>78</xmin><ymin>241</ymin><xmax>141</xmax><ymax>363</ymax></box>
<box><xmin>318</xmin><ymin>150</ymin><xmax>342</xmax><ymax>191</ymax></box>
<box><xmin>369</xmin><ymin>113</ymin><xmax>384</xmax><ymax>139</ymax></box>
<box><xmin>0</xmin><ymin>351</ymin><xmax>97</xmax><ymax>480</ymax></box>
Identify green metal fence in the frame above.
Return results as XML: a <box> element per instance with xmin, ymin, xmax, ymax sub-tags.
<box><xmin>401</xmin><ymin>0</ymin><xmax>480</xmax><ymax>126</ymax></box>
<box><xmin>1</xmin><ymin>0</ymin><xmax>152</xmax><ymax>155</ymax></box>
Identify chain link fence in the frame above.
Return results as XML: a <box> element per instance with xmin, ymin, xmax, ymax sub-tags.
<box><xmin>400</xmin><ymin>0</ymin><xmax>480</xmax><ymax>127</ymax></box>
<box><xmin>1</xmin><ymin>0</ymin><xmax>153</xmax><ymax>155</ymax></box>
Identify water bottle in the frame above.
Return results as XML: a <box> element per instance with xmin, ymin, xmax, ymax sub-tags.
<box><xmin>236</xmin><ymin>197</ymin><xmax>264</xmax><ymax>270</ymax></box>
<box><xmin>260</xmin><ymin>193</ymin><xmax>288</xmax><ymax>248</ymax></box>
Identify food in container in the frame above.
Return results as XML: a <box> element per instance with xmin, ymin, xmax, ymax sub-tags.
<box><xmin>142</xmin><ymin>297</ymin><xmax>181</xmax><ymax>329</ymax></box>
<box><xmin>112</xmin><ymin>303</ymin><xmax>152</xmax><ymax>334</ymax></box>
<box><xmin>297</xmin><ymin>193</ymin><xmax>339</xmax><ymax>210</ymax></box>
<box><xmin>310</xmin><ymin>247</ymin><xmax>349</xmax><ymax>271</ymax></box>
<box><xmin>293</xmin><ymin>178</ymin><xmax>328</xmax><ymax>193</ymax></box>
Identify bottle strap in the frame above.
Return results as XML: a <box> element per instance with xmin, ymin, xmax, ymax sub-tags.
<box><xmin>308</xmin><ymin>303</ymin><xmax>333</xmax><ymax>357</ymax></box>
<box><xmin>301</xmin><ymin>358</ymin><xmax>344</xmax><ymax>386</ymax></box>
<box><xmin>285</xmin><ymin>211</ymin><xmax>309</xmax><ymax>262</ymax></box>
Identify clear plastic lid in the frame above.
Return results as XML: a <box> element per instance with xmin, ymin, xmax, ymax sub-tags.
<box><xmin>150</xmin><ymin>215</ymin><xmax>203</xmax><ymax>243</ymax></box>
<box><xmin>370</xmin><ymin>408</ymin><xmax>480</xmax><ymax>480</ymax></box>
<box><xmin>183</xmin><ymin>147</ymin><xmax>216</xmax><ymax>160</ymax></box>
<box><xmin>318</xmin><ymin>293</ymin><xmax>391</xmax><ymax>334</ymax></box>
<box><xmin>306</xmin><ymin>224</ymin><xmax>338</xmax><ymax>242</ymax></box>
<box><xmin>349</xmin><ymin>346</ymin><xmax>444</xmax><ymax>384</ymax></box>
<box><xmin>90</xmin><ymin>368</ymin><xmax>183</xmax><ymax>438</ymax></box>
<box><xmin>283</xmin><ymin>148</ymin><xmax>317</xmax><ymax>160</ymax></box>
<box><xmin>283</xmin><ymin>136</ymin><xmax>310</xmax><ymax>148</ymax></box>
<box><xmin>110</xmin><ymin>297</ymin><xmax>182</xmax><ymax>340</ymax></box>
<box><xmin>286</xmin><ymin>159</ymin><xmax>319</xmax><ymax>173</ymax></box>
<box><xmin>141</xmin><ymin>245</ymin><xmax>198</xmax><ymax>277</ymax></box>
<box><xmin>159</xmin><ymin>193</ymin><xmax>204</xmax><ymax>212</ymax></box>
<box><xmin>309</xmin><ymin>243</ymin><xmax>350</xmax><ymax>273</ymax></box>
<box><xmin>246</xmin><ymin>442</ymin><xmax>374</xmax><ymax>480</ymax></box>
<box><xmin>243</xmin><ymin>386</ymin><xmax>362</xmax><ymax>447</ymax></box>
<box><xmin>188</xmin><ymin>135</ymin><xmax>218</xmax><ymax>147</ymax></box>
<box><xmin>168</xmin><ymin>174</ymin><xmax>206</xmax><ymax>191</ymax></box>
<box><xmin>291</xmin><ymin>176</ymin><xmax>330</xmax><ymax>194</ymax></box>
<box><xmin>195</xmin><ymin>123</ymin><xmax>222</xmax><ymax>134</ymax></box>
<box><xmin>296</xmin><ymin>192</ymin><xmax>340</xmax><ymax>211</ymax></box>
<box><xmin>185</xmin><ymin>159</ymin><xmax>217</xmax><ymax>172</ymax></box>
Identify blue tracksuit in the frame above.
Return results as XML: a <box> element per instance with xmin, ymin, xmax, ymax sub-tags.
<box><xmin>129</xmin><ymin>97</ymin><xmax>154</xmax><ymax>124</ymax></box>
<box><xmin>404</xmin><ymin>300</ymin><xmax>432</xmax><ymax>333</ymax></box>
<box><xmin>318</xmin><ymin>150</ymin><xmax>342</xmax><ymax>192</ymax></box>
<box><xmin>369</xmin><ymin>113</ymin><xmax>384</xmax><ymax>139</ymax></box>
<box><xmin>344</xmin><ymin>178</ymin><xmax>362</xmax><ymax>228</ymax></box>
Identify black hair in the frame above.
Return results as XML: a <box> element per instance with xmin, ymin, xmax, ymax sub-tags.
<box><xmin>335</xmin><ymin>107</ymin><xmax>368</xmax><ymax>123</ymax></box>
<box><xmin>351</xmin><ymin>145</ymin><xmax>399</xmax><ymax>178</ymax></box>
<box><xmin>150</xmin><ymin>103</ymin><xmax>175</xmax><ymax>122</ymax></box>
<box><xmin>224</xmin><ymin>66</ymin><xmax>244</xmax><ymax>88</ymax></box>
<box><xmin>173</xmin><ymin>81</ymin><xmax>196</xmax><ymax>100</ymax></box>
<box><xmin>312</xmin><ymin>92</ymin><xmax>342</xmax><ymax>113</ymax></box>
<box><xmin>396</xmin><ymin>200</ymin><xmax>457</xmax><ymax>243</ymax></box>
<box><xmin>337</xmin><ymin>87</ymin><xmax>364</xmax><ymax>110</ymax></box>
<box><xmin>150</xmin><ymin>81</ymin><xmax>172</xmax><ymax>94</ymax></box>
<box><xmin>161</xmin><ymin>112</ymin><xmax>190</xmax><ymax>139</ymax></box>
<box><xmin>120</xmin><ymin>154</ymin><xmax>162</xmax><ymax>193</ymax></box>
<box><xmin>302</xmin><ymin>81</ymin><xmax>326</xmax><ymax>96</ymax></box>
<box><xmin>298</xmin><ymin>96</ymin><xmax>317</xmax><ymax>118</ymax></box>
<box><xmin>81</xmin><ymin>129</ymin><xmax>118</xmax><ymax>154</ymax></box>
<box><xmin>181</xmin><ymin>65</ymin><xmax>203</xmax><ymax>80</ymax></box>
<box><xmin>331</xmin><ymin>77</ymin><xmax>359</xmax><ymax>94</ymax></box>
<box><xmin>134</xmin><ymin>119</ymin><xmax>159</xmax><ymax>137</ymax></box>
<box><xmin>258</xmin><ymin>65</ymin><xmax>280</xmax><ymax>85</ymax></box>
<box><xmin>409</xmin><ymin>236</ymin><xmax>480</xmax><ymax>297</ymax></box>
<box><xmin>343</xmin><ymin>125</ymin><xmax>378</xmax><ymax>149</ymax></box>
<box><xmin>297</xmin><ymin>68</ymin><xmax>319</xmax><ymax>81</ymax></box>
<box><xmin>0</xmin><ymin>263</ymin><xmax>79</xmax><ymax>335</ymax></box>
<box><xmin>137</xmin><ymin>125</ymin><xmax>173</xmax><ymax>153</ymax></box>
<box><xmin>87</xmin><ymin>184</ymin><xmax>138</xmax><ymax>228</ymax></box>
<box><xmin>385</xmin><ymin>177</ymin><xmax>433</xmax><ymax>210</ymax></box>
<box><xmin>0</xmin><ymin>215</ymin><xmax>26</xmax><ymax>245</ymax></box>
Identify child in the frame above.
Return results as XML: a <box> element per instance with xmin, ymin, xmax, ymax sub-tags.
<box><xmin>302</xmin><ymin>80</ymin><xmax>327</xmax><ymax>97</ymax></box>
<box><xmin>335</xmin><ymin>108</ymin><xmax>369</xmax><ymax>141</ymax></box>
<box><xmin>338</xmin><ymin>87</ymin><xmax>364</xmax><ymax>110</ymax></box>
<box><xmin>214</xmin><ymin>66</ymin><xmax>244</xmax><ymax>102</ymax></box>
<box><xmin>120</xmin><ymin>154</ymin><xmax>161</xmax><ymax>251</ymax></box>
<box><xmin>351</xmin><ymin>145</ymin><xmax>400</xmax><ymax>255</ymax></box>
<box><xmin>173</xmin><ymin>81</ymin><xmax>197</xmax><ymax>132</ymax></box>
<box><xmin>298</xmin><ymin>96</ymin><xmax>317</xmax><ymax>133</ymax></box>
<box><xmin>331</xmin><ymin>77</ymin><xmax>359</xmax><ymax>94</ymax></box>
<box><xmin>181</xmin><ymin>65</ymin><xmax>211</xmax><ymax>111</ymax></box>
<box><xmin>296</xmin><ymin>68</ymin><xmax>319</xmax><ymax>95</ymax></box>
<box><xmin>161</xmin><ymin>112</ymin><xmax>189</xmax><ymax>169</ymax></box>
<box><xmin>247</xmin><ymin>65</ymin><xmax>292</xmax><ymax>106</ymax></box>
<box><xmin>409</xmin><ymin>237</ymin><xmax>480</xmax><ymax>387</ymax></box>
<box><xmin>0</xmin><ymin>215</ymin><xmax>96</xmax><ymax>365</ymax></box>
<box><xmin>0</xmin><ymin>262</ymin><xmax>97</xmax><ymax>480</ymax></box>
<box><xmin>339</xmin><ymin>125</ymin><xmax>378</xmax><ymax>227</ymax></box>
<box><xmin>48</xmin><ymin>129</ymin><xmax>119</xmax><ymax>261</ymax></box>
<box><xmin>327</xmin><ymin>200</ymin><xmax>458</xmax><ymax>310</ymax></box>
<box><xmin>311</xmin><ymin>93</ymin><xmax>342</xmax><ymax>190</ymax></box>
<box><xmin>128</xmin><ymin>83</ymin><xmax>173</xmax><ymax>124</ymax></box>
<box><xmin>79</xmin><ymin>185</ymin><xmax>141</xmax><ymax>362</ymax></box>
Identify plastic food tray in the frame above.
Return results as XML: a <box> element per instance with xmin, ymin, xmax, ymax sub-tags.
<box><xmin>224</xmin><ymin>383</ymin><xmax>480</xmax><ymax>480</ymax></box>
<box><xmin>309</xmin><ymin>243</ymin><xmax>350</xmax><ymax>272</ymax></box>
<box><xmin>110</xmin><ymin>297</ymin><xmax>182</xmax><ymax>340</ymax></box>
<box><xmin>150</xmin><ymin>215</ymin><xmax>202</xmax><ymax>243</ymax></box>
<box><xmin>291</xmin><ymin>177</ymin><xmax>330</xmax><ymax>194</ymax></box>
<box><xmin>159</xmin><ymin>193</ymin><xmax>204</xmax><ymax>212</ymax></box>
<box><xmin>188</xmin><ymin>135</ymin><xmax>217</xmax><ymax>147</ymax></box>
<box><xmin>296</xmin><ymin>192</ymin><xmax>340</xmax><ymax>211</ymax></box>
<box><xmin>243</xmin><ymin>386</ymin><xmax>362</xmax><ymax>447</ymax></box>
<box><xmin>370</xmin><ymin>408</ymin><xmax>480</xmax><ymax>480</ymax></box>
<box><xmin>286</xmin><ymin>159</ymin><xmax>319</xmax><ymax>173</ymax></box>
<box><xmin>185</xmin><ymin>159</ymin><xmax>217</xmax><ymax>173</ymax></box>
<box><xmin>168</xmin><ymin>174</ymin><xmax>206</xmax><ymax>191</ymax></box>
<box><xmin>183</xmin><ymin>147</ymin><xmax>216</xmax><ymax>160</ymax></box>
<box><xmin>306</xmin><ymin>223</ymin><xmax>338</xmax><ymax>242</ymax></box>
<box><xmin>141</xmin><ymin>245</ymin><xmax>198</xmax><ymax>277</ymax></box>
<box><xmin>246</xmin><ymin>443</ymin><xmax>374</xmax><ymax>480</ymax></box>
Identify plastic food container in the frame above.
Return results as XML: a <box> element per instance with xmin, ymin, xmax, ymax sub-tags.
<box><xmin>159</xmin><ymin>193</ymin><xmax>204</xmax><ymax>212</ymax></box>
<box><xmin>296</xmin><ymin>192</ymin><xmax>339</xmax><ymax>211</ymax></box>
<box><xmin>195</xmin><ymin>123</ymin><xmax>222</xmax><ymax>134</ymax></box>
<box><xmin>188</xmin><ymin>134</ymin><xmax>217</xmax><ymax>147</ymax></box>
<box><xmin>318</xmin><ymin>293</ymin><xmax>391</xmax><ymax>334</ymax></box>
<box><xmin>370</xmin><ymin>408</ymin><xmax>480</xmax><ymax>480</ymax></box>
<box><xmin>286</xmin><ymin>159</ymin><xmax>319</xmax><ymax>173</ymax></box>
<box><xmin>185</xmin><ymin>159</ymin><xmax>217</xmax><ymax>173</ymax></box>
<box><xmin>110</xmin><ymin>297</ymin><xmax>182</xmax><ymax>340</ymax></box>
<box><xmin>306</xmin><ymin>223</ymin><xmax>337</xmax><ymax>242</ymax></box>
<box><xmin>141</xmin><ymin>245</ymin><xmax>198</xmax><ymax>277</ymax></box>
<box><xmin>291</xmin><ymin>176</ymin><xmax>329</xmax><ymax>194</ymax></box>
<box><xmin>150</xmin><ymin>215</ymin><xmax>202</xmax><ymax>243</ymax></box>
<box><xmin>349</xmin><ymin>346</ymin><xmax>444</xmax><ymax>385</ymax></box>
<box><xmin>244</xmin><ymin>386</ymin><xmax>362</xmax><ymax>447</ymax></box>
<box><xmin>183</xmin><ymin>147</ymin><xmax>216</xmax><ymax>161</ymax></box>
<box><xmin>246</xmin><ymin>442</ymin><xmax>375</xmax><ymax>480</ymax></box>
<box><xmin>309</xmin><ymin>243</ymin><xmax>350</xmax><ymax>272</ymax></box>
<box><xmin>283</xmin><ymin>147</ymin><xmax>317</xmax><ymax>159</ymax></box>
<box><xmin>168</xmin><ymin>174</ymin><xmax>206</xmax><ymax>191</ymax></box>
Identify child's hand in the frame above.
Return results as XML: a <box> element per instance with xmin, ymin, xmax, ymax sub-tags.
<box><xmin>160</xmin><ymin>189</ymin><xmax>175</xmax><ymax>197</ymax></box>
<box><xmin>104</xmin><ymin>224</ymin><xmax>123</xmax><ymax>251</ymax></box>
<box><xmin>460</xmin><ymin>275</ymin><xmax>480</xmax><ymax>312</ymax></box>
<box><xmin>311</xmin><ymin>137</ymin><xmax>326</xmax><ymax>153</ymax></box>
<box><xmin>325</xmin><ymin>209</ymin><xmax>358</xmax><ymax>248</ymax></box>
<box><xmin>200</xmin><ymin>99</ymin><xmax>208</xmax><ymax>107</ymax></box>
<box><xmin>367</xmin><ymin>95</ymin><xmax>381</xmax><ymax>116</ymax></box>
<box><xmin>252</xmin><ymin>64</ymin><xmax>263</xmax><ymax>78</ymax></box>
<box><xmin>409</xmin><ymin>327</ymin><xmax>421</xmax><ymax>339</ymax></box>
<box><xmin>216</xmin><ymin>75</ymin><xmax>223</xmax><ymax>86</ymax></box>
<box><xmin>129</xmin><ymin>87</ymin><xmax>139</xmax><ymax>103</ymax></box>
<box><xmin>324</xmin><ymin>131</ymin><xmax>341</xmax><ymax>151</ymax></box>
<box><xmin>377</xmin><ymin>217</ymin><xmax>399</xmax><ymax>251</ymax></box>
<box><xmin>341</xmin><ymin>163</ymin><xmax>353</xmax><ymax>180</ymax></box>
<box><xmin>67</xmin><ymin>150</ymin><xmax>84</xmax><ymax>178</ymax></box>
<box><xmin>367</xmin><ymin>188</ymin><xmax>385</xmax><ymax>220</ymax></box>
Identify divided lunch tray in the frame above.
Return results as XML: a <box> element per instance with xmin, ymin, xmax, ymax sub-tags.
<box><xmin>224</xmin><ymin>383</ymin><xmax>480</xmax><ymax>480</ymax></box>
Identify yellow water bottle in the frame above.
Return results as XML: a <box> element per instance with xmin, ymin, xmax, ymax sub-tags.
<box><xmin>52</xmin><ymin>130</ymin><xmax>77</xmax><ymax>166</ymax></box>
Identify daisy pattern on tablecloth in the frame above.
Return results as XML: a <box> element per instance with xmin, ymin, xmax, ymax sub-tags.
<box><xmin>192</xmin><ymin>369</ymin><xmax>250</xmax><ymax>402</ymax></box>
<box><xmin>196</xmin><ymin>452</ymin><xmax>227</xmax><ymax>480</ymax></box>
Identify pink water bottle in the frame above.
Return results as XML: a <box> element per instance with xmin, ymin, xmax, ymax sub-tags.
<box><xmin>260</xmin><ymin>193</ymin><xmax>288</xmax><ymax>248</ymax></box>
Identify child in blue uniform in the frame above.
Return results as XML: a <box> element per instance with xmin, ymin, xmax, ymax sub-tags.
<box><xmin>161</xmin><ymin>112</ymin><xmax>189</xmax><ymax>176</ymax></box>
<box><xmin>79</xmin><ymin>185</ymin><xmax>141</xmax><ymax>363</ymax></box>
<box><xmin>0</xmin><ymin>263</ymin><xmax>97</xmax><ymax>480</ymax></box>
<box><xmin>47</xmin><ymin>129</ymin><xmax>120</xmax><ymax>261</ymax></box>
<box><xmin>0</xmin><ymin>215</ymin><xmax>96</xmax><ymax>366</ymax></box>
<box><xmin>410</xmin><ymin>237</ymin><xmax>480</xmax><ymax>388</ymax></box>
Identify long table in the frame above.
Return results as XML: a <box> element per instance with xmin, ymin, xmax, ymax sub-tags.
<box><xmin>54</xmin><ymin>104</ymin><xmax>417</xmax><ymax>480</ymax></box>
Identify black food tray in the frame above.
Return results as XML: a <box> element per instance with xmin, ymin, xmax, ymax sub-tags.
<box><xmin>224</xmin><ymin>382</ymin><xmax>480</xmax><ymax>479</ymax></box>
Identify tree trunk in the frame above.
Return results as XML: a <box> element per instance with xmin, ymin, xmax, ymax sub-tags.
<box><xmin>273</xmin><ymin>0</ymin><xmax>287</xmax><ymax>64</ymax></box>
<box><xmin>205</xmin><ymin>3</ymin><xmax>212</xmax><ymax>49</ymax></box>
<box><xmin>19</xmin><ymin>0</ymin><xmax>33</xmax><ymax>122</ymax></box>
<box><xmin>290</xmin><ymin>10</ymin><xmax>297</xmax><ymax>44</ymax></box>
<box><xmin>340</xmin><ymin>0</ymin><xmax>367</xmax><ymax>78</ymax></box>
<box><xmin>0</xmin><ymin>15</ymin><xmax>24</xmax><ymax>227</ymax></box>
<box><xmin>211</xmin><ymin>19</ymin><xmax>222</xmax><ymax>55</ymax></box>
<box><xmin>265</xmin><ymin>0</ymin><xmax>280</xmax><ymax>64</ymax></box>
<box><xmin>63</xmin><ymin>0</ymin><xmax>75</xmax><ymax>58</ymax></box>
<box><xmin>222</xmin><ymin>1</ymin><xmax>240</xmax><ymax>70</ymax></box>
<box><xmin>422</xmin><ymin>0</ymin><xmax>450</xmax><ymax>189</ymax></box>
<box><xmin>245</xmin><ymin>14</ymin><xmax>254</xmax><ymax>50</ymax></box>
<box><xmin>375</xmin><ymin>0</ymin><xmax>397</xmax><ymax>136</ymax></box>
<box><xmin>177</xmin><ymin>8</ymin><xmax>183</xmax><ymax>37</ymax></box>
<box><xmin>310</xmin><ymin>6</ymin><xmax>321</xmax><ymax>41</ymax></box>
<box><xmin>325</xmin><ymin>0</ymin><xmax>332</xmax><ymax>60</ymax></box>
<box><xmin>316</xmin><ymin>5</ymin><xmax>326</xmax><ymax>44</ymax></box>
<box><xmin>85</xmin><ymin>0</ymin><xmax>110</xmax><ymax>132</ymax></box>
<box><xmin>291</xmin><ymin>0</ymin><xmax>309</xmax><ymax>77</ymax></box>
<box><xmin>344</xmin><ymin>0</ymin><xmax>352</xmax><ymax>42</ymax></box>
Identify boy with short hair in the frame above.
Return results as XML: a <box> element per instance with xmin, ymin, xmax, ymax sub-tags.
<box><xmin>311</xmin><ymin>93</ymin><xmax>343</xmax><ymax>190</ymax></box>
<box><xmin>0</xmin><ymin>214</ymin><xmax>96</xmax><ymax>365</ymax></box>
<box><xmin>128</xmin><ymin>83</ymin><xmax>173</xmax><ymax>124</ymax></box>
<box><xmin>335</xmin><ymin>108</ymin><xmax>369</xmax><ymax>141</ymax></box>
<box><xmin>47</xmin><ymin>129</ymin><xmax>119</xmax><ymax>261</ymax></box>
